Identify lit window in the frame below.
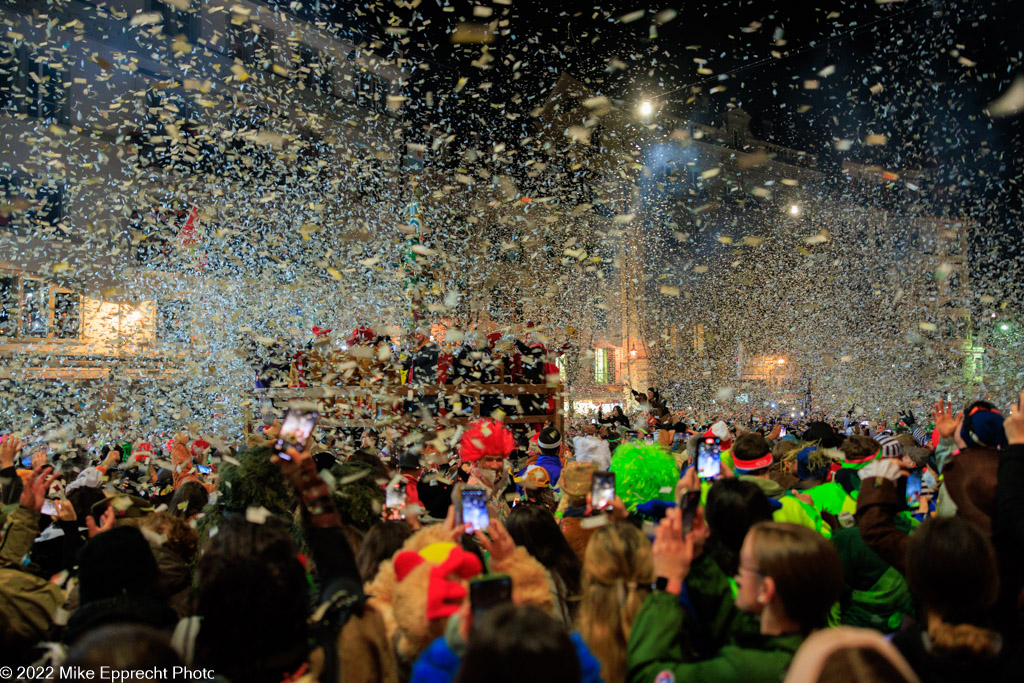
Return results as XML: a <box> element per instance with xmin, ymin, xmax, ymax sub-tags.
<box><xmin>594</xmin><ymin>348</ymin><xmax>609</xmax><ymax>384</ymax></box>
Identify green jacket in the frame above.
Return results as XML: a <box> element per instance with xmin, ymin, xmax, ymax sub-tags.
<box><xmin>682</xmin><ymin>555</ymin><xmax>760</xmax><ymax>654</ymax></box>
<box><xmin>806</xmin><ymin>476</ymin><xmax>860</xmax><ymax>517</ymax></box>
<box><xmin>740</xmin><ymin>476</ymin><xmax>832</xmax><ymax>538</ymax></box>
<box><xmin>627</xmin><ymin>591</ymin><xmax>804</xmax><ymax>682</ymax></box>
<box><xmin>0</xmin><ymin>505</ymin><xmax>63</xmax><ymax>640</ymax></box>
<box><xmin>0</xmin><ymin>504</ymin><xmax>42</xmax><ymax>569</ymax></box>
<box><xmin>830</xmin><ymin>525</ymin><xmax>914</xmax><ymax>632</ymax></box>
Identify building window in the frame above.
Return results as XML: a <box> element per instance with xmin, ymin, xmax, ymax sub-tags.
<box><xmin>53</xmin><ymin>291</ymin><xmax>81</xmax><ymax>339</ymax></box>
<box><xmin>147</xmin><ymin>0</ymin><xmax>200</xmax><ymax>42</ymax></box>
<box><xmin>21</xmin><ymin>279</ymin><xmax>48</xmax><ymax>338</ymax></box>
<box><xmin>0</xmin><ymin>45</ymin><xmax>65</xmax><ymax>121</ymax></box>
<box><xmin>296</xmin><ymin>44</ymin><xmax>332</xmax><ymax>95</ymax></box>
<box><xmin>0</xmin><ymin>44</ymin><xmax>16</xmax><ymax>111</ymax></box>
<box><xmin>230</xmin><ymin>24</ymin><xmax>276</xmax><ymax>72</ymax></box>
<box><xmin>0</xmin><ymin>275</ymin><xmax>18</xmax><ymax>337</ymax></box>
<box><xmin>594</xmin><ymin>348</ymin><xmax>609</xmax><ymax>384</ymax></box>
<box><xmin>1</xmin><ymin>174</ymin><xmax>65</xmax><ymax>231</ymax></box>
<box><xmin>353</xmin><ymin>70</ymin><xmax>387</xmax><ymax>112</ymax></box>
<box><xmin>158</xmin><ymin>299</ymin><xmax>190</xmax><ymax>343</ymax></box>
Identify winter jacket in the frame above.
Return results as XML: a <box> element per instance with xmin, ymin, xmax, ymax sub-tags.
<box><xmin>855</xmin><ymin>477</ymin><xmax>911</xmax><ymax>574</ymax></box>
<box><xmin>514</xmin><ymin>340</ymin><xmax>546</xmax><ymax>384</ymax></box>
<box><xmin>405</xmin><ymin>343</ymin><xmax>439</xmax><ymax>385</ymax></box>
<box><xmin>996</xmin><ymin>443</ymin><xmax>1024</xmax><ymax>653</ymax></box>
<box><xmin>805</xmin><ymin>470</ymin><xmax>861</xmax><ymax>517</ymax></box>
<box><xmin>536</xmin><ymin>454</ymin><xmax>563</xmax><ymax>486</ymax></box>
<box><xmin>681</xmin><ymin>554</ymin><xmax>760</xmax><ymax>657</ymax></box>
<box><xmin>0</xmin><ymin>505</ymin><xmax>41</xmax><ymax>569</ymax></box>
<box><xmin>0</xmin><ymin>566</ymin><xmax>63</xmax><ymax>643</ymax></box>
<box><xmin>830</xmin><ymin>525</ymin><xmax>914</xmax><ymax>633</ymax></box>
<box><xmin>739</xmin><ymin>476</ymin><xmax>832</xmax><ymax>538</ymax></box>
<box><xmin>410</xmin><ymin>629</ymin><xmax>603</xmax><ymax>683</ymax></box>
<box><xmin>560</xmin><ymin>506</ymin><xmax>595</xmax><ymax>562</ymax></box>
<box><xmin>0</xmin><ymin>465</ymin><xmax>24</xmax><ymax>506</ymax></box>
<box><xmin>627</xmin><ymin>590</ymin><xmax>804</xmax><ymax>683</ymax></box>
<box><xmin>891</xmin><ymin>624</ymin><xmax>1020</xmax><ymax>683</ymax></box>
<box><xmin>0</xmin><ymin>506</ymin><xmax>64</xmax><ymax>643</ymax></box>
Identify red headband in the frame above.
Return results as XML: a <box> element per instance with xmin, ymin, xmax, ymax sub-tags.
<box><xmin>733</xmin><ymin>452</ymin><xmax>773</xmax><ymax>470</ymax></box>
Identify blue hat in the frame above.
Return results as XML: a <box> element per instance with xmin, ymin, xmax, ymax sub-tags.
<box><xmin>796</xmin><ymin>446</ymin><xmax>829</xmax><ymax>481</ymax></box>
<box><xmin>960</xmin><ymin>409</ymin><xmax>1007</xmax><ymax>450</ymax></box>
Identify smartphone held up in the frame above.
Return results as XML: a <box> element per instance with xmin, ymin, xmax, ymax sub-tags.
<box><xmin>275</xmin><ymin>408</ymin><xmax>318</xmax><ymax>460</ymax></box>
<box><xmin>461</xmin><ymin>486</ymin><xmax>490</xmax><ymax>534</ymax></box>
<box><xmin>384</xmin><ymin>479</ymin><xmax>408</xmax><ymax>520</ymax></box>
<box><xmin>591</xmin><ymin>470</ymin><xmax>616</xmax><ymax>512</ymax></box>
<box><xmin>470</xmin><ymin>574</ymin><xmax>512</xmax><ymax>630</ymax></box>
<box><xmin>696</xmin><ymin>438</ymin><xmax>721</xmax><ymax>481</ymax></box>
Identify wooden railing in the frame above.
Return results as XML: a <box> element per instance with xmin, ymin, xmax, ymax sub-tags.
<box><xmin>252</xmin><ymin>381</ymin><xmax>564</xmax><ymax>434</ymax></box>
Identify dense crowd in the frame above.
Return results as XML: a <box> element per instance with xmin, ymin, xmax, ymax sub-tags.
<box><xmin>1</xmin><ymin>390</ymin><xmax>1023</xmax><ymax>683</ymax></box>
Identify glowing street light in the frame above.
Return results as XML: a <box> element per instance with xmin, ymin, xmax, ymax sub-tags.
<box><xmin>1001</xmin><ymin>324</ymin><xmax>1009</xmax><ymax>331</ymax></box>
<box><xmin>639</xmin><ymin>100</ymin><xmax>653</xmax><ymax>116</ymax></box>
<box><xmin>777</xmin><ymin>358</ymin><xmax>786</xmax><ymax>365</ymax></box>
<box><xmin>789</xmin><ymin>204</ymin><xmax>800</xmax><ymax>215</ymax></box>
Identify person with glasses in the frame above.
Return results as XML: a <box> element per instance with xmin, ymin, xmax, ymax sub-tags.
<box><xmin>626</xmin><ymin>515</ymin><xmax>842</xmax><ymax>682</ymax></box>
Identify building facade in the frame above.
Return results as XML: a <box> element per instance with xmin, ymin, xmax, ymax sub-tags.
<box><xmin>0</xmin><ymin>0</ymin><xmax>406</xmax><ymax>434</ymax></box>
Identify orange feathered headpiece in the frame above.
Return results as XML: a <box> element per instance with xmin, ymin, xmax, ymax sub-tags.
<box><xmin>458</xmin><ymin>419</ymin><xmax>517</xmax><ymax>463</ymax></box>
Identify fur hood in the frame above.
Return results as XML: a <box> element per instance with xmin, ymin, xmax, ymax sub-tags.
<box><xmin>365</xmin><ymin>524</ymin><xmax>553</xmax><ymax>662</ymax></box>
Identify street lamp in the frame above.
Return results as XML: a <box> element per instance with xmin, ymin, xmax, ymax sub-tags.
<box><xmin>639</xmin><ymin>100</ymin><xmax>653</xmax><ymax>117</ymax></box>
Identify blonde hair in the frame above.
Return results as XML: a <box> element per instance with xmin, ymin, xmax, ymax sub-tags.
<box><xmin>576</xmin><ymin>522</ymin><xmax>653</xmax><ymax>683</ymax></box>
<box><xmin>928</xmin><ymin>621</ymin><xmax>1000</xmax><ymax>658</ymax></box>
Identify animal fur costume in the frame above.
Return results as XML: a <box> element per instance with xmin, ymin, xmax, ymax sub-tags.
<box><xmin>364</xmin><ymin>523</ymin><xmax>553</xmax><ymax>662</ymax></box>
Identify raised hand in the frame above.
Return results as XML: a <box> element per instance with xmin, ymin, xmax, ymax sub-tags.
<box><xmin>475</xmin><ymin>518</ymin><xmax>516</xmax><ymax>564</ymax></box>
<box><xmin>86</xmin><ymin>505</ymin><xmax>116</xmax><ymax>538</ymax></box>
<box><xmin>931</xmin><ymin>400</ymin><xmax>962</xmax><ymax>440</ymax></box>
<box><xmin>19</xmin><ymin>466</ymin><xmax>58</xmax><ymax>512</ymax></box>
<box><xmin>54</xmin><ymin>499</ymin><xmax>77</xmax><ymax>522</ymax></box>
<box><xmin>1005</xmin><ymin>391</ymin><xmax>1024</xmax><ymax>446</ymax></box>
<box><xmin>651</xmin><ymin>507</ymin><xmax>694</xmax><ymax>589</ymax></box>
<box><xmin>0</xmin><ymin>434</ymin><xmax>22</xmax><ymax>469</ymax></box>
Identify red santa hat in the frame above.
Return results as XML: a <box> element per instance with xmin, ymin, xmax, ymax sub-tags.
<box><xmin>704</xmin><ymin>421</ymin><xmax>733</xmax><ymax>451</ymax></box>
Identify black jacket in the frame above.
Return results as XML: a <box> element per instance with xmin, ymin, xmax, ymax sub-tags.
<box><xmin>405</xmin><ymin>343</ymin><xmax>439</xmax><ymax>385</ymax></box>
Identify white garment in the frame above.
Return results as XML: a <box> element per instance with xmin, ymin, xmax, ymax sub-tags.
<box><xmin>572</xmin><ymin>436</ymin><xmax>612</xmax><ymax>470</ymax></box>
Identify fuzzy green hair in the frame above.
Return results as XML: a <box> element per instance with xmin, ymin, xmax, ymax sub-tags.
<box><xmin>326</xmin><ymin>460</ymin><xmax>386</xmax><ymax>532</ymax></box>
<box><xmin>196</xmin><ymin>446</ymin><xmax>300</xmax><ymax>549</ymax></box>
<box><xmin>609</xmin><ymin>442</ymin><xmax>680</xmax><ymax>512</ymax></box>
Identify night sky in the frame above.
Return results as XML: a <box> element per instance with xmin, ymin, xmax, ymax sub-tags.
<box><xmin>324</xmin><ymin>0</ymin><xmax>1023</xmax><ymax>282</ymax></box>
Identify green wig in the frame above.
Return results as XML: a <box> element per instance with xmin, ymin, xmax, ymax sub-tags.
<box><xmin>609</xmin><ymin>442</ymin><xmax>680</xmax><ymax>512</ymax></box>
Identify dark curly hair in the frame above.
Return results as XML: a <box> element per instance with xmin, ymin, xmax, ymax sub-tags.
<box><xmin>194</xmin><ymin>516</ymin><xmax>309</xmax><ymax>683</ymax></box>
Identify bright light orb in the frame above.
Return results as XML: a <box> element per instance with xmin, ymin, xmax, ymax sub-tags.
<box><xmin>639</xmin><ymin>100</ymin><xmax>653</xmax><ymax>116</ymax></box>
<box><xmin>777</xmin><ymin>358</ymin><xmax>786</xmax><ymax>365</ymax></box>
<box><xmin>789</xmin><ymin>204</ymin><xmax>800</xmax><ymax>215</ymax></box>
<box><xmin>1001</xmin><ymin>324</ymin><xmax>1009</xmax><ymax>331</ymax></box>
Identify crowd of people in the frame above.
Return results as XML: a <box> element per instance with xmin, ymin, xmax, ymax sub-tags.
<box><xmin>1</xmin><ymin>389</ymin><xmax>1023</xmax><ymax>682</ymax></box>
